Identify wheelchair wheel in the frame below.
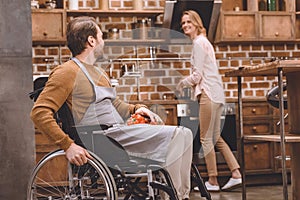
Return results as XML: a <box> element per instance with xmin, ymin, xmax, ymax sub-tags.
<box><xmin>27</xmin><ymin>149</ymin><xmax>117</xmax><ymax>200</ymax></box>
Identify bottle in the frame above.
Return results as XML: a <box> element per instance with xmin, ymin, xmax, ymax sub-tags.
<box><xmin>278</xmin><ymin>0</ymin><xmax>286</xmax><ymax>11</ymax></box>
<box><xmin>99</xmin><ymin>0</ymin><xmax>109</xmax><ymax>10</ymax></box>
<box><xmin>267</xmin><ymin>0</ymin><xmax>276</xmax><ymax>11</ymax></box>
<box><xmin>133</xmin><ymin>0</ymin><xmax>143</xmax><ymax>10</ymax></box>
<box><xmin>258</xmin><ymin>0</ymin><xmax>267</xmax><ymax>11</ymax></box>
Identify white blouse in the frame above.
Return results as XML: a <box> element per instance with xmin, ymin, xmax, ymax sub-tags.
<box><xmin>181</xmin><ymin>34</ymin><xmax>225</xmax><ymax>105</ymax></box>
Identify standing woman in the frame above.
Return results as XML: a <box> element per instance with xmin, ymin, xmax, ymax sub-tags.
<box><xmin>177</xmin><ymin>10</ymin><xmax>242</xmax><ymax>192</ymax></box>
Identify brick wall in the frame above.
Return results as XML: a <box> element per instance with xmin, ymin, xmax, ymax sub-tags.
<box><xmin>32</xmin><ymin>0</ymin><xmax>300</xmax><ymax>102</ymax></box>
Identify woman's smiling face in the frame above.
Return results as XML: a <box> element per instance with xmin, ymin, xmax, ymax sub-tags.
<box><xmin>181</xmin><ymin>14</ymin><xmax>198</xmax><ymax>39</ymax></box>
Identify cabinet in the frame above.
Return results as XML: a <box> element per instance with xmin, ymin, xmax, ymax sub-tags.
<box><xmin>259</xmin><ymin>12</ymin><xmax>295</xmax><ymax>41</ymax></box>
<box><xmin>31</xmin><ymin>7</ymin><xmax>163</xmax><ymax>44</ymax></box>
<box><xmin>215</xmin><ymin>11</ymin><xmax>295</xmax><ymax>43</ymax></box>
<box><xmin>240</xmin><ymin>99</ymin><xmax>275</xmax><ymax>174</ymax></box>
<box><xmin>32</xmin><ymin>9</ymin><xmax>66</xmax><ymax>44</ymax></box>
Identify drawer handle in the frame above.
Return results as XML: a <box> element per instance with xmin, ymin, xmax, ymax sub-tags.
<box><xmin>275</xmin><ymin>32</ymin><xmax>279</xmax><ymax>37</ymax></box>
<box><xmin>253</xmin><ymin>145</ymin><xmax>258</xmax><ymax>150</ymax></box>
<box><xmin>252</xmin><ymin>126</ymin><xmax>257</xmax><ymax>132</ymax></box>
<box><xmin>252</xmin><ymin>108</ymin><xmax>256</xmax><ymax>114</ymax></box>
<box><xmin>238</xmin><ymin>32</ymin><xmax>242</xmax><ymax>37</ymax></box>
<box><xmin>43</xmin><ymin>32</ymin><xmax>48</xmax><ymax>36</ymax></box>
<box><xmin>165</xmin><ymin>110</ymin><xmax>169</xmax><ymax>115</ymax></box>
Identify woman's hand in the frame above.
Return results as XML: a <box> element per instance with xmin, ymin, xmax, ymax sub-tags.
<box><xmin>135</xmin><ymin>107</ymin><xmax>164</xmax><ymax>125</ymax></box>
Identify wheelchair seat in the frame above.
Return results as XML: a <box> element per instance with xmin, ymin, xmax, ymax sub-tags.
<box><xmin>27</xmin><ymin>76</ymin><xmax>211</xmax><ymax>200</ymax></box>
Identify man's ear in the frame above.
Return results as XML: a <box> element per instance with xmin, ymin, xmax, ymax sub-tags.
<box><xmin>87</xmin><ymin>36</ymin><xmax>95</xmax><ymax>47</ymax></box>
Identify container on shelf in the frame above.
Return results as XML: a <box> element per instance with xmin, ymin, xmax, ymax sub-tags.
<box><xmin>267</xmin><ymin>0</ymin><xmax>276</xmax><ymax>11</ymax></box>
<box><xmin>108</xmin><ymin>28</ymin><xmax>119</xmax><ymax>40</ymax></box>
<box><xmin>247</xmin><ymin>0</ymin><xmax>258</xmax><ymax>11</ymax></box>
<box><xmin>258</xmin><ymin>0</ymin><xmax>267</xmax><ymax>11</ymax></box>
<box><xmin>133</xmin><ymin>0</ymin><xmax>143</xmax><ymax>10</ymax></box>
<box><xmin>68</xmin><ymin>0</ymin><xmax>78</xmax><ymax>10</ymax></box>
<box><xmin>132</xmin><ymin>18</ymin><xmax>151</xmax><ymax>39</ymax></box>
<box><xmin>99</xmin><ymin>0</ymin><xmax>109</xmax><ymax>10</ymax></box>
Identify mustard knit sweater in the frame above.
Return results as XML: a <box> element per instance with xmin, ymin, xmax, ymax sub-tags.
<box><xmin>30</xmin><ymin>60</ymin><xmax>145</xmax><ymax>151</ymax></box>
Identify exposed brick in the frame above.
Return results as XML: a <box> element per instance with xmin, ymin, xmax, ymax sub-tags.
<box><xmin>34</xmin><ymin>48</ymin><xmax>46</xmax><ymax>56</ymax></box>
<box><xmin>286</xmin><ymin>44</ymin><xmax>295</xmax><ymax>50</ymax></box>
<box><xmin>248</xmin><ymin>52</ymin><xmax>268</xmax><ymax>58</ymax></box>
<box><xmin>170</xmin><ymin>69</ymin><xmax>190</xmax><ymax>76</ymax></box>
<box><xmin>244</xmin><ymin>90</ymin><xmax>253</xmax><ymax>96</ymax></box>
<box><xmin>173</xmin><ymin>62</ymin><xmax>184</xmax><ymax>68</ymax></box>
<box><xmin>116</xmin><ymin>86</ymin><xmax>131</xmax><ymax>93</ymax></box>
<box><xmin>218</xmin><ymin>45</ymin><xmax>229</xmax><ymax>52</ymax></box>
<box><xmin>140</xmin><ymin>86</ymin><xmax>155</xmax><ymax>92</ymax></box>
<box><xmin>226</xmin><ymin>52</ymin><xmax>246</xmax><ymax>58</ymax></box>
<box><xmin>255</xmin><ymin>77</ymin><xmax>265</xmax><ymax>81</ymax></box>
<box><xmin>292</xmin><ymin>51</ymin><xmax>300</xmax><ymax>58</ymax></box>
<box><xmin>157</xmin><ymin>85</ymin><xmax>172</xmax><ymax>92</ymax></box>
<box><xmin>150</xmin><ymin>93</ymin><xmax>160</xmax><ymax>100</ymax></box>
<box><xmin>124</xmin><ymin>78</ymin><xmax>137</xmax><ymax>85</ymax></box>
<box><xmin>215</xmin><ymin>53</ymin><xmax>224</xmax><ymax>60</ymax></box>
<box><xmin>37</xmin><ymin>65</ymin><xmax>47</xmax><ymax>72</ymax></box>
<box><xmin>263</xmin><ymin>45</ymin><xmax>273</xmax><ymax>51</ymax></box>
<box><xmin>48</xmin><ymin>48</ymin><xmax>59</xmax><ymax>55</ymax></box>
<box><xmin>162</xmin><ymin>77</ymin><xmax>172</xmax><ymax>84</ymax></box>
<box><xmin>230</xmin><ymin>60</ymin><xmax>239</xmax><ymax>67</ymax></box>
<box><xmin>241</xmin><ymin>45</ymin><xmax>250</xmax><ymax>51</ymax></box>
<box><xmin>61</xmin><ymin>48</ymin><xmax>71</xmax><ymax>56</ymax></box>
<box><xmin>110</xmin><ymin>1</ymin><xmax>121</xmax><ymax>7</ymax></box>
<box><xmin>219</xmin><ymin>60</ymin><xmax>229</xmax><ymax>67</ymax></box>
<box><xmin>144</xmin><ymin>70</ymin><xmax>166</xmax><ymax>77</ymax></box>
<box><xmin>255</xmin><ymin>90</ymin><xmax>265</xmax><ymax>97</ymax></box>
<box><xmin>150</xmin><ymin>78</ymin><xmax>160</xmax><ymax>84</ymax></box>
<box><xmin>271</xmin><ymin>52</ymin><xmax>289</xmax><ymax>58</ymax></box>
<box><xmin>252</xmin><ymin>45</ymin><xmax>262</xmax><ymax>51</ymax></box>
<box><xmin>274</xmin><ymin>44</ymin><xmax>285</xmax><ymax>50</ymax></box>
<box><xmin>250</xmin><ymin>82</ymin><xmax>270</xmax><ymax>88</ymax></box>
<box><xmin>244</xmin><ymin>77</ymin><xmax>254</xmax><ymax>82</ymax></box>
<box><xmin>229</xmin><ymin>45</ymin><xmax>239</xmax><ymax>51</ymax></box>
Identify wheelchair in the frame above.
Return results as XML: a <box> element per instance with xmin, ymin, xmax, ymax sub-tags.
<box><xmin>27</xmin><ymin>77</ymin><xmax>211</xmax><ymax>200</ymax></box>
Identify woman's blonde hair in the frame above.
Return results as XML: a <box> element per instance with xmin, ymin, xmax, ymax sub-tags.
<box><xmin>182</xmin><ymin>10</ymin><xmax>206</xmax><ymax>36</ymax></box>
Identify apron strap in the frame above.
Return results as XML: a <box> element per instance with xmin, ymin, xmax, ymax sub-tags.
<box><xmin>72</xmin><ymin>57</ymin><xmax>97</xmax><ymax>87</ymax></box>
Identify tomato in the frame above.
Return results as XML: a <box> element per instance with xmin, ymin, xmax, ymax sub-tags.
<box><xmin>127</xmin><ymin>114</ymin><xmax>150</xmax><ymax>125</ymax></box>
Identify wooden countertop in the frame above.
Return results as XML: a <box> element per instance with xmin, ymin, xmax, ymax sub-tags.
<box><xmin>225</xmin><ymin>60</ymin><xmax>300</xmax><ymax>77</ymax></box>
<box><xmin>244</xmin><ymin>134</ymin><xmax>300</xmax><ymax>143</ymax></box>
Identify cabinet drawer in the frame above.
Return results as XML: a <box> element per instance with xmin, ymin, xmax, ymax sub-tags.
<box><xmin>243</xmin><ymin>121</ymin><xmax>271</xmax><ymax>135</ymax></box>
<box><xmin>218</xmin><ymin>12</ymin><xmax>257</xmax><ymax>41</ymax></box>
<box><xmin>242</xmin><ymin>103</ymin><xmax>270</xmax><ymax>116</ymax></box>
<box><xmin>260</xmin><ymin>13</ymin><xmax>295</xmax><ymax>40</ymax></box>
<box><xmin>244</xmin><ymin>142</ymin><xmax>272</xmax><ymax>171</ymax></box>
<box><xmin>32</xmin><ymin>10</ymin><xmax>66</xmax><ymax>42</ymax></box>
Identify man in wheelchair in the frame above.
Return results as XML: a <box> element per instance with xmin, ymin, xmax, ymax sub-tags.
<box><xmin>30</xmin><ymin>16</ymin><xmax>195</xmax><ymax>200</ymax></box>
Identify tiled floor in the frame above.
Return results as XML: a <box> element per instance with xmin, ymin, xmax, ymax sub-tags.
<box><xmin>190</xmin><ymin>184</ymin><xmax>292</xmax><ymax>200</ymax></box>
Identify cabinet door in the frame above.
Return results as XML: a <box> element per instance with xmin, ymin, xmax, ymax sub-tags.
<box><xmin>155</xmin><ymin>104</ymin><xmax>177</xmax><ymax>125</ymax></box>
<box><xmin>216</xmin><ymin>12</ymin><xmax>258</xmax><ymax>42</ymax></box>
<box><xmin>244</xmin><ymin>142</ymin><xmax>273</xmax><ymax>173</ymax></box>
<box><xmin>259</xmin><ymin>13</ymin><xmax>295</xmax><ymax>40</ymax></box>
<box><xmin>32</xmin><ymin>10</ymin><xmax>66</xmax><ymax>43</ymax></box>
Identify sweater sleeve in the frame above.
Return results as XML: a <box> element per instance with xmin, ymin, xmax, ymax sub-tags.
<box><xmin>112</xmin><ymin>97</ymin><xmax>148</xmax><ymax>119</ymax></box>
<box><xmin>181</xmin><ymin>41</ymin><xmax>203</xmax><ymax>86</ymax></box>
<box><xmin>30</xmin><ymin>65</ymin><xmax>76</xmax><ymax>151</ymax></box>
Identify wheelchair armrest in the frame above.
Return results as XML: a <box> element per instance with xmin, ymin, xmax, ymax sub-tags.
<box><xmin>74</xmin><ymin>124</ymin><xmax>112</xmax><ymax>133</ymax></box>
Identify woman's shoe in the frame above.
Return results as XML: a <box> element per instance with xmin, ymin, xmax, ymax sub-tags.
<box><xmin>221</xmin><ymin>178</ymin><xmax>242</xmax><ymax>191</ymax></box>
<box><xmin>205</xmin><ymin>181</ymin><xmax>220</xmax><ymax>192</ymax></box>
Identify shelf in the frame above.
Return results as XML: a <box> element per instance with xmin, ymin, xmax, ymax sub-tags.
<box><xmin>104</xmin><ymin>39</ymin><xmax>165</xmax><ymax>46</ymax></box>
<box><xmin>66</xmin><ymin>9</ymin><xmax>164</xmax><ymax>17</ymax></box>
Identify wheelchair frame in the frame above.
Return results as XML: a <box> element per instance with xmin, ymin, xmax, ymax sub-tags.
<box><xmin>27</xmin><ymin>77</ymin><xmax>211</xmax><ymax>200</ymax></box>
